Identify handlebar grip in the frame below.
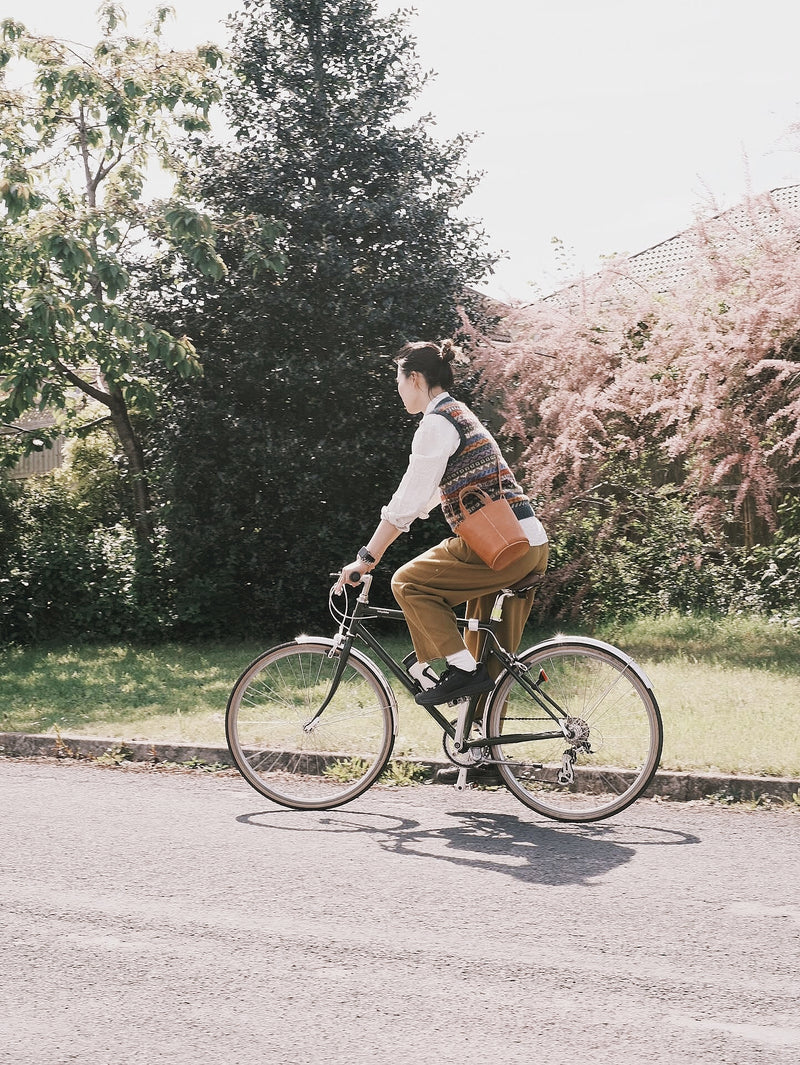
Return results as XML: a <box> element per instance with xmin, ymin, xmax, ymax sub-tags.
<box><xmin>348</xmin><ymin>571</ymin><xmax>364</xmax><ymax>584</ymax></box>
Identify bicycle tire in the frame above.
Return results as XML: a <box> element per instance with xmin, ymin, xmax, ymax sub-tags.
<box><xmin>226</xmin><ymin>639</ymin><xmax>396</xmax><ymax>810</ymax></box>
<box><xmin>486</xmin><ymin>638</ymin><xmax>663</xmax><ymax>822</ymax></box>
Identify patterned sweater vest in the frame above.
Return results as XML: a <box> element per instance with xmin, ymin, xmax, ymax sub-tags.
<box><xmin>432</xmin><ymin>398</ymin><xmax>532</xmax><ymax>533</ymax></box>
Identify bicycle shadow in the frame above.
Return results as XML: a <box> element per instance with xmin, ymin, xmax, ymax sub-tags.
<box><xmin>236</xmin><ymin>805</ymin><xmax>700</xmax><ymax>888</ymax></box>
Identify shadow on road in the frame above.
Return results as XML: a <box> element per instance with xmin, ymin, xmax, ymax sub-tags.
<box><xmin>236</xmin><ymin>805</ymin><xmax>700</xmax><ymax>887</ymax></box>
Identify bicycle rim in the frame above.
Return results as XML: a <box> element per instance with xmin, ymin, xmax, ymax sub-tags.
<box><xmin>226</xmin><ymin>641</ymin><xmax>396</xmax><ymax>810</ymax></box>
<box><xmin>487</xmin><ymin>640</ymin><xmax>663</xmax><ymax>822</ymax></box>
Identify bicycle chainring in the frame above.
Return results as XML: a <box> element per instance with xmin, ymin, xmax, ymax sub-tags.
<box><xmin>442</xmin><ymin>721</ymin><xmax>491</xmax><ymax>767</ymax></box>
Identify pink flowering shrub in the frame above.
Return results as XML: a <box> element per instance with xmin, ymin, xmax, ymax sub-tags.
<box><xmin>474</xmin><ymin>190</ymin><xmax>800</xmax><ymax>621</ymax></box>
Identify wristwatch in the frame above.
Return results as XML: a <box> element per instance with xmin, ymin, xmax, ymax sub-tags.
<box><xmin>357</xmin><ymin>546</ymin><xmax>377</xmax><ymax>566</ymax></box>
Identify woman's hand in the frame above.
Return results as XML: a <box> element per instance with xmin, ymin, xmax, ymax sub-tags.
<box><xmin>333</xmin><ymin>522</ymin><xmax>402</xmax><ymax>595</ymax></box>
<box><xmin>334</xmin><ymin>560</ymin><xmax>371</xmax><ymax>595</ymax></box>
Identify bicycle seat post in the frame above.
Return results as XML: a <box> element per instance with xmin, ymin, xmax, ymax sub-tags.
<box><xmin>490</xmin><ymin>589</ymin><xmax>513</xmax><ymax>622</ymax></box>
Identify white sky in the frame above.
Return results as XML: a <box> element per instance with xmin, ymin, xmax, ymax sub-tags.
<box><xmin>8</xmin><ymin>0</ymin><xmax>800</xmax><ymax>299</ymax></box>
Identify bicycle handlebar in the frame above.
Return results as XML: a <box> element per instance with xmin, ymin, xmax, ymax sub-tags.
<box><xmin>329</xmin><ymin>571</ymin><xmax>367</xmax><ymax>596</ymax></box>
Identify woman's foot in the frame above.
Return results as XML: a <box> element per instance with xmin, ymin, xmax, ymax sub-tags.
<box><xmin>414</xmin><ymin>663</ymin><xmax>494</xmax><ymax>705</ymax></box>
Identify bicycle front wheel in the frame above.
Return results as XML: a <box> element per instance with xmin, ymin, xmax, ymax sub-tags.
<box><xmin>226</xmin><ymin>640</ymin><xmax>396</xmax><ymax>810</ymax></box>
<box><xmin>487</xmin><ymin>638</ymin><xmax>662</xmax><ymax>822</ymax></box>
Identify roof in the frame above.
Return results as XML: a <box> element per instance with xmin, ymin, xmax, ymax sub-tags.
<box><xmin>543</xmin><ymin>184</ymin><xmax>800</xmax><ymax>309</ymax></box>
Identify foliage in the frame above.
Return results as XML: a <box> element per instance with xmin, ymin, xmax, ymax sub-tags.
<box><xmin>0</xmin><ymin>5</ymin><xmax>280</xmax><ymax>547</ymax></box>
<box><xmin>740</xmin><ymin>496</ymin><xmax>800</xmax><ymax>616</ymax></box>
<box><xmin>475</xmin><ymin>189</ymin><xmax>800</xmax><ymax>622</ymax></box>
<box><xmin>95</xmin><ymin>744</ymin><xmax>133</xmax><ymax>766</ymax></box>
<box><xmin>379</xmin><ymin>759</ymin><xmax>429</xmax><ymax>786</ymax></box>
<box><xmin>0</xmin><ymin>471</ymin><xmax>146</xmax><ymax>642</ymax></box>
<box><xmin>532</xmin><ymin>456</ymin><xmax>740</xmax><ymax>625</ymax></box>
<box><xmin>144</xmin><ymin>0</ymin><xmax>497</xmax><ymax>637</ymax></box>
<box><xmin>58</xmin><ymin>433</ymin><xmax>131</xmax><ymax>525</ymax></box>
<box><xmin>323</xmin><ymin>756</ymin><xmax>371</xmax><ymax>783</ymax></box>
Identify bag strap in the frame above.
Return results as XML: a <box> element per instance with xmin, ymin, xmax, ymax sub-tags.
<box><xmin>457</xmin><ymin>455</ymin><xmax>504</xmax><ymax>517</ymax></box>
<box><xmin>458</xmin><ymin>486</ymin><xmax>493</xmax><ymax>520</ymax></box>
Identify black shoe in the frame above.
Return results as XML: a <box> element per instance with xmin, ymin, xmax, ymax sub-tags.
<box><xmin>414</xmin><ymin>663</ymin><xmax>494</xmax><ymax>706</ymax></box>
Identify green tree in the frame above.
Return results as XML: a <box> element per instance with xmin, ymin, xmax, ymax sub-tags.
<box><xmin>148</xmin><ymin>0</ymin><xmax>497</xmax><ymax>635</ymax></box>
<box><xmin>0</xmin><ymin>4</ymin><xmax>238</xmax><ymax>547</ymax></box>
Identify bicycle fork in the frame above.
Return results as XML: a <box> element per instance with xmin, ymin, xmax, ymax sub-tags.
<box><xmin>301</xmin><ymin>633</ymin><xmax>353</xmax><ymax>733</ymax></box>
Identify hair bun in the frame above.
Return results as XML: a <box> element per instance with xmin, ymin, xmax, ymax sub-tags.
<box><xmin>439</xmin><ymin>338</ymin><xmax>459</xmax><ymax>364</ymax></box>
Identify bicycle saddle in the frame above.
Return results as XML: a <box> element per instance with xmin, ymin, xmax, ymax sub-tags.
<box><xmin>508</xmin><ymin>570</ymin><xmax>543</xmax><ymax>597</ymax></box>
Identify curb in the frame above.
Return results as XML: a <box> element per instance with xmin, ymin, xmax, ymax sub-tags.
<box><xmin>1</xmin><ymin>731</ymin><xmax>799</xmax><ymax>805</ymax></box>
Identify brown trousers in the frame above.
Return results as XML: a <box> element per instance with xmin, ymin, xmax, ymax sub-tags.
<box><xmin>391</xmin><ymin>536</ymin><xmax>549</xmax><ymax>669</ymax></box>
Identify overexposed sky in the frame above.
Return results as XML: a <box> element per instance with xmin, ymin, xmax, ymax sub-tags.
<box><xmin>8</xmin><ymin>0</ymin><xmax>800</xmax><ymax>298</ymax></box>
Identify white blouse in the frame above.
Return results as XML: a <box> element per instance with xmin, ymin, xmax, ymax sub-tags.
<box><xmin>381</xmin><ymin>394</ymin><xmax>547</xmax><ymax>545</ymax></box>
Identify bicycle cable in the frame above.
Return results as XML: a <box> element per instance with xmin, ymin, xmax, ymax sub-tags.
<box><xmin>328</xmin><ymin>580</ymin><xmax>356</xmax><ymax>628</ymax></box>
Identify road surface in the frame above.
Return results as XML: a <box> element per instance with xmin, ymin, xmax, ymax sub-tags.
<box><xmin>1</xmin><ymin>758</ymin><xmax>798</xmax><ymax>1064</ymax></box>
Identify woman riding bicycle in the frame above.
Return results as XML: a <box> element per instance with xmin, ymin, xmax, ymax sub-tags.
<box><xmin>337</xmin><ymin>338</ymin><xmax>549</xmax><ymax>707</ymax></box>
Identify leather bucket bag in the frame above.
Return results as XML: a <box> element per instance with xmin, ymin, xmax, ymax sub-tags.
<box><xmin>456</xmin><ymin>467</ymin><xmax>529</xmax><ymax>571</ymax></box>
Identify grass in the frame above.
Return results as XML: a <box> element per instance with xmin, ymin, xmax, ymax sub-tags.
<box><xmin>1</xmin><ymin>613</ymin><xmax>799</xmax><ymax>778</ymax></box>
<box><xmin>596</xmin><ymin>613</ymin><xmax>800</xmax><ymax>778</ymax></box>
<box><xmin>0</xmin><ymin>641</ymin><xmax>254</xmax><ymax>746</ymax></box>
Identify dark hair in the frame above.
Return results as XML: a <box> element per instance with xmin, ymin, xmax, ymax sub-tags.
<box><xmin>394</xmin><ymin>339</ymin><xmax>460</xmax><ymax>391</ymax></box>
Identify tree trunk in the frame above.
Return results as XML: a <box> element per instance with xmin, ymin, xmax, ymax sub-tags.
<box><xmin>54</xmin><ymin>361</ymin><xmax>154</xmax><ymax>550</ymax></box>
<box><xmin>107</xmin><ymin>389</ymin><xmax>154</xmax><ymax>550</ymax></box>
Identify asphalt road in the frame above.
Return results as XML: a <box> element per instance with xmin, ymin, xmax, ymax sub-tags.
<box><xmin>2</xmin><ymin>758</ymin><xmax>799</xmax><ymax>1065</ymax></box>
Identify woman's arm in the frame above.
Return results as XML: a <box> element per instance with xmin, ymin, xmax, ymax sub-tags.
<box><xmin>334</xmin><ymin>411</ymin><xmax>459</xmax><ymax>593</ymax></box>
<box><xmin>334</xmin><ymin>518</ymin><xmax>403</xmax><ymax>592</ymax></box>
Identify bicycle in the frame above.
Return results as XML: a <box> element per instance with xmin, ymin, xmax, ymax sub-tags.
<box><xmin>225</xmin><ymin>571</ymin><xmax>663</xmax><ymax>823</ymax></box>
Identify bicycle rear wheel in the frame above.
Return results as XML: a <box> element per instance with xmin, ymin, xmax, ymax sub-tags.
<box><xmin>487</xmin><ymin>638</ymin><xmax>662</xmax><ymax>822</ymax></box>
<box><xmin>226</xmin><ymin>639</ymin><xmax>396</xmax><ymax>810</ymax></box>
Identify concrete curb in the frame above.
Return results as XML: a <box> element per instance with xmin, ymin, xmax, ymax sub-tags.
<box><xmin>2</xmin><ymin>730</ymin><xmax>799</xmax><ymax>804</ymax></box>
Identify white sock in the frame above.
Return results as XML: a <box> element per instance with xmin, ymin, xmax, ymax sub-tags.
<box><xmin>446</xmin><ymin>649</ymin><xmax>477</xmax><ymax>673</ymax></box>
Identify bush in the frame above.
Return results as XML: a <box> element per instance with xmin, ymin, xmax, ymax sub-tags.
<box><xmin>0</xmin><ymin>468</ymin><xmax>154</xmax><ymax>643</ymax></box>
<box><xmin>739</xmin><ymin>498</ymin><xmax>800</xmax><ymax>618</ymax></box>
<box><xmin>530</xmin><ymin>459</ymin><xmax>740</xmax><ymax>626</ymax></box>
<box><xmin>59</xmin><ymin>434</ymin><xmax>132</xmax><ymax>528</ymax></box>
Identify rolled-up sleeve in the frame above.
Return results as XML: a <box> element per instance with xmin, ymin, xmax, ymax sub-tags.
<box><xmin>380</xmin><ymin>413</ymin><xmax>460</xmax><ymax>533</ymax></box>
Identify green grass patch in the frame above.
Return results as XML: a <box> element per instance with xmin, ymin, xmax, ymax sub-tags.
<box><xmin>593</xmin><ymin>613</ymin><xmax>800</xmax><ymax>778</ymax></box>
<box><xmin>2</xmin><ymin>614</ymin><xmax>799</xmax><ymax>777</ymax></box>
<box><xmin>0</xmin><ymin>641</ymin><xmax>268</xmax><ymax>747</ymax></box>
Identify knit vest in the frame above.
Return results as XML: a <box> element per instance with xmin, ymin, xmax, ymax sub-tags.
<box><xmin>432</xmin><ymin>398</ymin><xmax>533</xmax><ymax>533</ymax></box>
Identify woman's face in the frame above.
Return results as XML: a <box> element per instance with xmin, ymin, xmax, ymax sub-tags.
<box><xmin>396</xmin><ymin>366</ymin><xmax>429</xmax><ymax>415</ymax></box>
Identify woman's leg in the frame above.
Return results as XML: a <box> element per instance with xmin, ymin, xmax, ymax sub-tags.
<box><xmin>391</xmin><ymin>537</ymin><xmax>547</xmax><ymax>665</ymax></box>
<box><xmin>464</xmin><ymin>542</ymin><xmax>549</xmax><ymax>676</ymax></box>
<box><xmin>463</xmin><ymin>543</ymin><xmax>549</xmax><ymax>718</ymax></box>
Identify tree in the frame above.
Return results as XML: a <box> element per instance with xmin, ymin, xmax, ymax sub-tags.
<box><xmin>146</xmin><ymin>0</ymin><xmax>497</xmax><ymax>635</ymax></box>
<box><xmin>0</xmin><ymin>4</ymin><xmax>245</xmax><ymax>548</ymax></box>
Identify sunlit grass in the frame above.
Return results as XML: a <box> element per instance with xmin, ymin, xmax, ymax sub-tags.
<box><xmin>596</xmin><ymin>612</ymin><xmax>800</xmax><ymax>777</ymax></box>
<box><xmin>0</xmin><ymin>641</ymin><xmax>261</xmax><ymax>744</ymax></box>
<box><xmin>2</xmin><ymin>613</ymin><xmax>799</xmax><ymax>776</ymax></box>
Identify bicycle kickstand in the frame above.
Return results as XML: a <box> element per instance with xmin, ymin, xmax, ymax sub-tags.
<box><xmin>454</xmin><ymin>766</ymin><xmax>471</xmax><ymax>792</ymax></box>
<box><xmin>452</xmin><ymin>698</ymin><xmax>476</xmax><ymax>792</ymax></box>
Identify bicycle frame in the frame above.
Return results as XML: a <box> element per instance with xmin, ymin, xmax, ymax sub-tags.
<box><xmin>328</xmin><ymin>575</ymin><xmax>569</xmax><ymax>756</ymax></box>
